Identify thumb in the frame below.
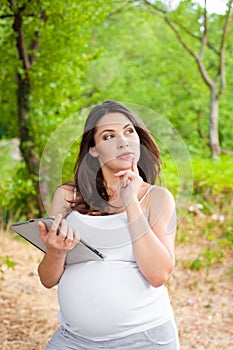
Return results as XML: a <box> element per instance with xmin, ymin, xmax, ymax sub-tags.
<box><xmin>38</xmin><ymin>221</ymin><xmax>48</xmax><ymax>240</ymax></box>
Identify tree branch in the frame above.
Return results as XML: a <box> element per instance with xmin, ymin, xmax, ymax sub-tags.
<box><xmin>0</xmin><ymin>13</ymin><xmax>42</xmax><ymax>19</ymax></box>
<box><xmin>142</xmin><ymin>1</ymin><xmax>197</xmax><ymax>58</ymax></box>
<box><xmin>10</xmin><ymin>1</ymin><xmax>47</xmax><ymax>69</ymax></box>
<box><xmin>0</xmin><ymin>14</ymin><xmax>14</xmax><ymax>18</ymax></box>
<box><xmin>221</xmin><ymin>149</ymin><xmax>233</xmax><ymax>156</ymax></box>
<box><xmin>196</xmin><ymin>109</ymin><xmax>209</xmax><ymax>145</ymax></box>
<box><xmin>199</xmin><ymin>0</ymin><xmax>208</xmax><ymax>58</ymax></box>
<box><xmin>142</xmin><ymin>0</ymin><xmax>166</xmax><ymax>15</ymax></box>
<box><xmin>29</xmin><ymin>31</ymin><xmax>40</xmax><ymax>65</ymax></box>
<box><xmin>12</xmin><ymin>13</ymin><xmax>31</xmax><ymax>71</ymax></box>
<box><xmin>107</xmin><ymin>1</ymin><xmax>134</xmax><ymax>18</ymax></box>
<box><xmin>164</xmin><ymin>15</ymin><xmax>197</xmax><ymax>59</ymax></box>
<box><xmin>164</xmin><ymin>15</ymin><xmax>214</xmax><ymax>88</ymax></box>
<box><xmin>141</xmin><ymin>0</ymin><xmax>168</xmax><ymax>28</ymax></box>
<box><xmin>196</xmin><ymin>56</ymin><xmax>215</xmax><ymax>88</ymax></box>
<box><xmin>28</xmin><ymin>9</ymin><xmax>47</xmax><ymax>65</ymax></box>
<box><xmin>7</xmin><ymin>0</ymin><xmax>32</xmax><ymax>71</ymax></box>
<box><xmin>18</xmin><ymin>0</ymin><xmax>34</xmax><ymax>15</ymax></box>
<box><xmin>216</xmin><ymin>0</ymin><xmax>233</xmax><ymax>98</ymax></box>
<box><xmin>171</xmin><ymin>18</ymin><xmax>220</xmax><ymax>55</ymax></box>
<box><xmin>142</xmin><ymin>0</ymin><xmax>219</xmax><ymax>55</ymax></box>
<box><xmin>7</xmin><ymin>0</ymin><xmax>14</xmax><ymax>11</ymax></box>
<box><xmin>143</xmin><ymin>0</ymin><xmax>214</xmax><ymax>88</ymax></box>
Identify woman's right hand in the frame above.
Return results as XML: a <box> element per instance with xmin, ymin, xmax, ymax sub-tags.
<box><xmin>38</xmin><ymin>213</ymin><xmax>79</xmax><ymax>257</ymax></box>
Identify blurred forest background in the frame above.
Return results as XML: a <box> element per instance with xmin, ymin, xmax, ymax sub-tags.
<box><xmin>0</xmin><ymin>1</ymin><xmax>233</xmax><ymax>349</ymax></box>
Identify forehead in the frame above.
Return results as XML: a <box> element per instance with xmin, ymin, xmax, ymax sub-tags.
<box><xmin>95</xmin><ymin>113</ymin><xmax>131</xmax><ymax>129</ymax></box>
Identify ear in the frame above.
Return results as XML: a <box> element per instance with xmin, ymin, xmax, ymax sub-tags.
<box><xmin>89</xmin><ymin>146</ymin><xmax>99</xmax><ymax>158</ymax></box>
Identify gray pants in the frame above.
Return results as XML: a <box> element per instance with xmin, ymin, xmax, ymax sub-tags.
<box><xmin>45</xmin><ymin>319</ymin><xmax>180</xmax><ymax>350</ymax></box>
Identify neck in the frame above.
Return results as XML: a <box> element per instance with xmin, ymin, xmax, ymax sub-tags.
<box><xmin>101</xmin><ymin>167</ymin><xmax>123</xmax><ymax>209</ymax></box>
<box><xmin>101</xmin><ymin>166</ymin><xmax>120</xmax><ymax>195</ymax></box>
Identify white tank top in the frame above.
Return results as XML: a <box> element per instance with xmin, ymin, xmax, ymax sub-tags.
<box><xmin>58</xmin><ymin>186</ymin><xmax>173</xmax><ymax>340</ymax></box>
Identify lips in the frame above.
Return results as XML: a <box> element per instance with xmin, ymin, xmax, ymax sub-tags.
<box><xmin>117</xmin><ymin>152</ymin><xmax>134</xmax><ymax>159</ymax></box>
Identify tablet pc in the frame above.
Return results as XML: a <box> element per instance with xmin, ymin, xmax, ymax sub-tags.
<box><xmin>10</xmin><ymin>217</ymin><xmax>105</xmax><ymax>265</ymax></box>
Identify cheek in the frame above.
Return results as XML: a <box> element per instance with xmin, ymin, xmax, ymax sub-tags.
<box><xmin>129</xmin><ymin>138</ymin><xmax>140</xmax><ymax>157</ymax></box>
<box><xmin>95</xmin><ymin>142</ymin><xmax>116</xmax><ymax>162</ymax></box>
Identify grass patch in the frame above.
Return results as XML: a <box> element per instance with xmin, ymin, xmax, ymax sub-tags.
<box><xmin>192</xmin><ymin>155</ymin><xmax>233</xmax><ymax>194</ymax></box>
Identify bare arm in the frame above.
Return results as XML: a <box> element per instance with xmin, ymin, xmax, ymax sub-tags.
<box><xmin>127</xmin><ymin>187</ymin><xmax>176</xmax><ymax>287</ymax></box>
<box><xmin>38</xmin><ymin>186</ymin><xmax>79</xmax><ymax>288</ymax></box>
<box><xmin>114</xmin><ymin>161</ymin><xmax>176</xmax><ymax>287</ymax></box>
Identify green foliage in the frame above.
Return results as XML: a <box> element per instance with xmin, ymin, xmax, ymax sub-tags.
<box><xmin>189</xmin><ymin>245</ymin><xmax>224</xmax><ymax>272</ymax></box>
<box><xmin>85</xmin><ymin>3</ymin><xmax>233</xmax><ymax>156</ymax></box>
<box><xmin>1</xmin><ymin>0</ymin><xmax>233</xmax><ymax>156</ymax></box>
<box><xmin>222</xmin><ymin>224</ymin><xmax>233</xmax><ymax>250</ymax></box>
<box><xmin>1</xmin><ymin>1</ymin><xmax>233</xmax><ymax>142</ymax></box>
<box><xmin>192</xmin><ymin>155</ymin><xmax>233</xmax><ymax>194</ymax></box>
<box><xmin>0</xmin><ymin>0</ymin><xmax>113</xmax><ymax>145</ymax></box>
<box><xmin>0</xmin><ymin>254</ymin><xmax>15</xmax><ymax>280</ymax></box>
<box><xmin>186</xmin><ymin>190</ymin><xmax>233</xmax><ymax>273</ymax></box>
<box><xmin>161</xmin><ymin>157</ymin><xmax>180</xmax><ymax>195</ymax></box>
<box><xmin>165</xmin><ymin>153</ymin><xmax>233</xmax><ymax>273</ymax></box>
<box><xmin>160</xmin><ymin>155</ymin><xmax>233</xmax><ymax>209</ymax></box>
<box><xmin>229</xmin><ymin>265</ymin><xmax>233</xmax><ymax>276</ymax></box>
<box><xmin>0</xmin><ymin>139</ymin><xmax>36</xmax><ymax>227</ymax></box>
<box><xmin>0</xmin><ymin>161</ymin><xmax>38</xmax><ymax>229</ymax></box>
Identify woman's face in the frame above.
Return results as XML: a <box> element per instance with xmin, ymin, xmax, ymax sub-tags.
<box><xmin>89</xmin><ymin>113</ymin><xmax>140</xmax><ymax>172</ymax></box>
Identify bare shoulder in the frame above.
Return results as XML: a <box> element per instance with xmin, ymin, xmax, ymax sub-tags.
<box><xmin>149</xmin><ymin>185</ymin><xmax>175</xmax><ymax>202</ymax></box>
<box><xmin>49</xmin><ymin>182</ymin><xmax>75</xmax><ymax>216</ymax></box>
<box><xmin>60</xmin><ymin>182</ymin><xmax>75</xmax><ymax>202</ymax></box>
<box><xmin>146</xmin><ymin>185</ymin><xmax>176</xmax><ymax>227</ymax></box>
<box><xmin>147</xmin><ymin>185</ymin><xmax>176</xmax><ymax>212</ymax></box>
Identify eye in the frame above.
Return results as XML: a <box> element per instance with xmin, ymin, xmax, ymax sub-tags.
<box><xmin>103</xmin><ymin>133</ymin><xmax>114</xmax><ymax>141</ymax></box>
<box><xmin>125</xmin><ymin>127</ymin><xmax>134</xmax><ymax>135</ymax></box>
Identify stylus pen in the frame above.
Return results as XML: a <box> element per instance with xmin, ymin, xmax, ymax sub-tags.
<box><xmin>80</xmin><ymin>239</ymin><xmax>105</xmax><ymax>259</ymax></box>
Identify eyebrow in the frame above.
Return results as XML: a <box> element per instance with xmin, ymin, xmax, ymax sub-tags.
<box><xmin>99</xmin><ymin>123</ymin><xmax>132</xmax><ymax>137</ymax></box>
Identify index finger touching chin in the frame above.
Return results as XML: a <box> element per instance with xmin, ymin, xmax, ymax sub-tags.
<box><xmin>132</xmin><ymin>158</ymin><xmax>139</xmax><ymax>175</ymax></box>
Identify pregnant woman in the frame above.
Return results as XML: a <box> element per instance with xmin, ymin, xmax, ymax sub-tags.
<box><xmin>38</xmin><ymin>100</ymin><xmax>180</xmax><ymax>349</ymax></box>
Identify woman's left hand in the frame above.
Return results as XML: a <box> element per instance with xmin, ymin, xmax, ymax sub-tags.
<box><xmin>114</xmin><ymin>158</ymin><xmax>143</xmax><ymax>206</ymax></box>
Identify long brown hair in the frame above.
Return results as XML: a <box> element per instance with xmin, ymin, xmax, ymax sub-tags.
<box><xmin>71</xmin><ymin>100</ymin><xmax>162</xmax><ymax>214</ymax></box>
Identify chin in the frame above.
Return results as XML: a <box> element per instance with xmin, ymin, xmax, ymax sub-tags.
<box><xmin>118</xmin><ymin>159</ymin><xmax>133</xmax><ymax>166</ymax></box>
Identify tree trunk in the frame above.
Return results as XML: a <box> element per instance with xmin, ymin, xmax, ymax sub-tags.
<box><xmin>17</xmin><ymin>72</ymin><xmax>45</xmax><ymax>215</ymax></box>
<box><xmin>209</xmin><ymin>87</ymin><xmax>221</xmax><ymax>158</ymax></box>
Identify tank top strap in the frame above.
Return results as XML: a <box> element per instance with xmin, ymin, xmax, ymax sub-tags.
<box><xmin>139</xmin><ymin>184</ymin><xmax>155</xmax><ymax>203</ymax></box>
<box><xmin>73</xmin><ymin>187</ymin><xmax>77</xmax><ymax>202</ymax></box>
<box><xmin>70</xmin><ymin>186</ymin><xmax>77</xmax><ymax>209</ymax></box>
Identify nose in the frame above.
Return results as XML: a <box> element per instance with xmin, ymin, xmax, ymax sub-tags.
<box><xmin>117</xmin><ymin>135</ymin><xmax>128</xmax><ymax>148</ymax></box>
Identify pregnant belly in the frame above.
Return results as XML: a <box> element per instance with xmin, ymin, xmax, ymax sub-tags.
<box><xmin>58</xmin><ymin>261</ymin><xmax>166</xmax><ymax>339</ymax></box>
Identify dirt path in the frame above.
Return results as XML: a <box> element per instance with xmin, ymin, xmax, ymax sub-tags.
<box><xmin>0</xmin><ymin>231</ymin><xmax>232</xmax><ymax>349</ymax></box>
